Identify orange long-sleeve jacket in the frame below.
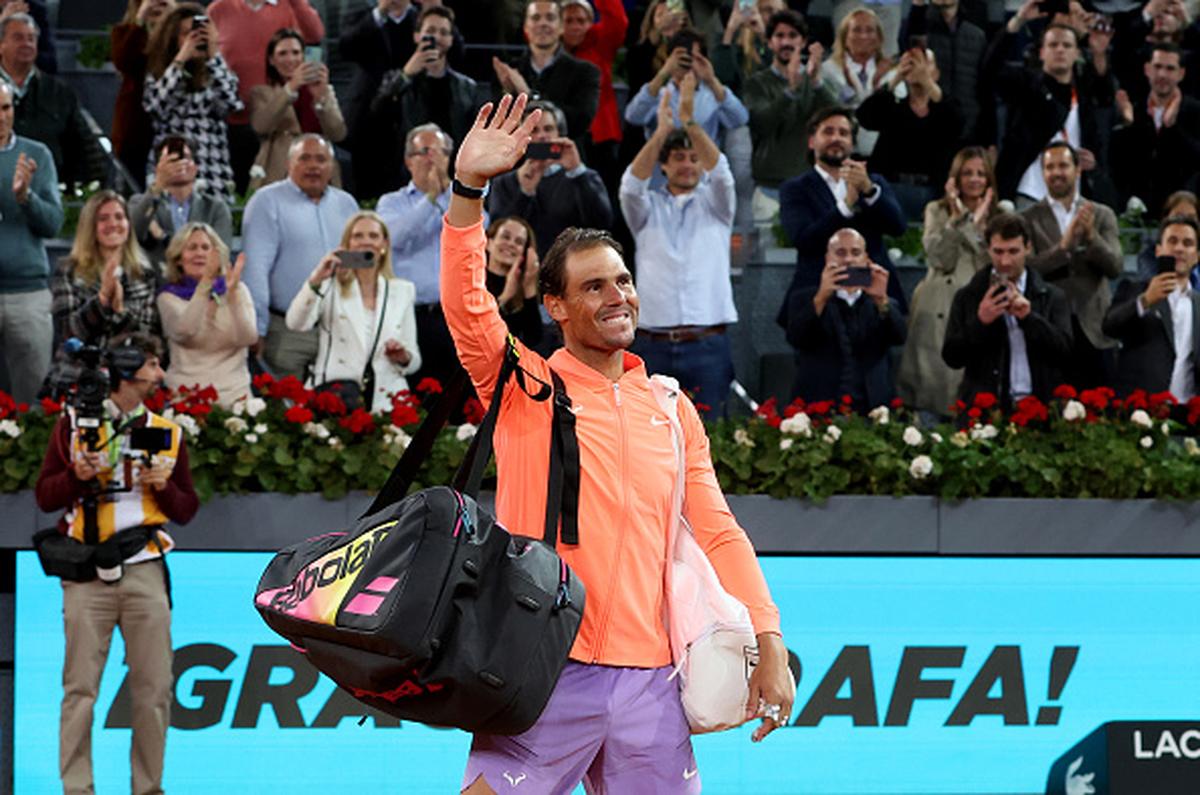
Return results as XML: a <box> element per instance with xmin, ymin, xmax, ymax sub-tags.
<box><xmin>441</xmin><ymin>220</ymin><xmax>780</xmax><ymax>667</ymax></box>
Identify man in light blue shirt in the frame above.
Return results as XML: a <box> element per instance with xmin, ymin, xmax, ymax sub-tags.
<box><xmin>242</xmin><ymin>134</ymin><xmax>359</xmax><ymax>377</ymax></box>
<box><xmin>620</xmin><ymin>77</ymin><xmax>737</xmax><ymax>419</ymax></box>
<box><xmin>377</xmin><ymin>123</ymin><xmax>466</xmax><ymax>394</ymax></box>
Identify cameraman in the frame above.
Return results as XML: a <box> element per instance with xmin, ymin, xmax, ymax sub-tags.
<box><xmin>34</xmin><ymin>332</ymin><xmax>198</xmax><ymax>795</ymax></box>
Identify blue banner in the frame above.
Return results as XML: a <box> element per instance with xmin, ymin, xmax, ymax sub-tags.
<box><xmin>13</xmin><ymin>552</ymin><xmax>1200</xmax><ymax>793</ymax></box>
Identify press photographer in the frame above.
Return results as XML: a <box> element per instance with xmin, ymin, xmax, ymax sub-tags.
<box><xmin>33</xmin><ymin>332</ymin><xmax>197</xmax><ymax>795</ymax></box>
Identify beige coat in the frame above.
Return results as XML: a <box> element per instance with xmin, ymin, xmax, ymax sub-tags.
<box><xmin>248</xmin><ymin>83</ymin><xmax>347</xmax><ymax>190</ymax></box>
<box><xmin>158</xmin><ymin>282</ymin><xmax>258</xmax><ymax>408</ymax></box>
<box><xmin>896</xmin><ymin>201</ymin><xmax>991</xmax><ymax>414</ymax></box>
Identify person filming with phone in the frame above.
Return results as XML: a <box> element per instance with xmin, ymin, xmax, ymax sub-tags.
<box><xmin>489</xmin><ymin>99</ymin><xmax>612</xmax><ymax>259</ymax></box>
<box><xmin>247</xmin><ymin>27</ymin><xmax>346</xmax><ymax>191</ymax></box>
<box><xmin>784</xmin><ymin>227</ymin><xmax>906</xmax><ymax>410</ymax></box>
<box><xmin>942</xmin><ymin>213</ymin><xmax>1073</xmax><ymax>408</ymax></box>
<box><xmin>34</xmin><ymin>332</ymin><xmax>198</xmax><ymax>795</ymax></box>
<box><xmin>1103</xmin><ymin>216</ymin><xmax>1200</xmax><ymax>400</ymax></box>
<box><xmin>285</xmin><ymin>210</ymin><xmax>420</xmax><ymax>412</ymax></box>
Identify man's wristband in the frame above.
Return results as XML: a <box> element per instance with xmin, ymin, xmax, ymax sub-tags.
<box><xmin>451</xmin><ymin>178</ymin><xmax>488</xmax><ymax>200</ymax></box>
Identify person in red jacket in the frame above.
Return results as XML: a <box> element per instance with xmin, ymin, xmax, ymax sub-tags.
<box><xmin>561</xmin><ymin>0</ymin><xmax>627</xmax><ymax>193</ymax></box>
<box><xmin>35</xmin><ymin>332</ymin><xmax>198</xmax><ymax>795</ymax></box>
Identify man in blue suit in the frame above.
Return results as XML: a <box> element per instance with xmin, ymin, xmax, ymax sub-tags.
<box><xmin>776</xmin><ymin>106</ymin><xmax>907</xmax><ymax>331</ymax></box>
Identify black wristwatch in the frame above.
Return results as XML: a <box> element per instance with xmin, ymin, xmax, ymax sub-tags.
<box><xmin>451</xmin><ymin>178</ymin><xmax>489</xmax><ymax>200</ymax></box>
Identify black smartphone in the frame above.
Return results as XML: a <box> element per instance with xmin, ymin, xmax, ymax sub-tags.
<box><xmin>1039</xmin><ymin>0</ymin><xmax>1068</xmax><ymax>16</ymax></box>
<box><xmin>526</xmin><ymin>141</ymin><xmax>563</xmax><ymax>160</ymax></box>
<box><xmin>421</xmin><ymin>34</ymin><xmax>437</xmax><ymax>51</ymax></box>
<box><xmin>165</xmin><ymin>138</ymin><xmax>185</xmax><ymax>158</ymax></box>
<box><xmin>192</xmin><ymin>14</ymin><xmax>209</xmax><ymax>52</ymax></box>
<box><xmin>840</xmin><ymin>266</ymin><xmax>872</xmax><ymax>288</ymax></box>
<box><xmin>129</xmin><ymin>426</ymin><xmax>172</xmax><ymax>454</ymax></box>
<box><xmin>1157</xmin><ymin>255</ymin><xmax>1178</xmax><ymax>275</ymax></box>
<box><xmin>336</xmin><ymin>250</ymin><xmax>376</xmax><ymax>269</ymax></box>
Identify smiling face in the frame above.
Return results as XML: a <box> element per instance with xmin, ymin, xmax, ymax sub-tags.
<box><xmin>561</xmin><ymin>3</ymin><xmax>592</xmax><ymax>49</ymax></box>
<box><xmin>180</xmin><ymin>228</ymin><xmax>218</xmax><ymax>280</ymax></box>
<box><xmin>269</xmin><ymin>35</ymin><xmax>303</xmax><ymax>82</ymax></box>
<box><xmin>660</xmin><ymin>144</ymin><xmax>701</xmax><ymax>194</ymax></box>
<box><xmin>525</xmin><ymin>2</ymin><xmax>563</xmax><ymax>51</ymax></box>
<box><xmin>0</xmin><ymin>19</ymin><xmax>38</xmax><ymax>72</ymax></box>
<box><xmin>487</xmin><ymin>220</ymin><xmax>529</xmax><ymax>271</ymax></box>
<box><xmin>414</xmin><ymin>13</ymin><xmax>453</xmax><ymax>58</ymax></box>
<box><xmin>957</xmin><ymin>156</ymin><xmax>990</xmax><ymax>201</ymax></box>
<box><xmin>845</xmin><ymin>12</ymin><xmax>880</xmax><ymax>61</ymax></box>
<box><xmin>1041</xmin><ymin>146</ymin><xmax>1078</xmax><ymax>201</ymax></box>
<box><xmin>809</xmin><ymin>114</ymin><xmax>855</xmax><ymax>169</ymax></box>
<box><xmin>95</xmin><ymin>200</ymin><xmax>130</xmax><ymax>252</ymax></box>
<box><xmin>546</xmin><ymin>245</ymin><xmax>639</xmax><ymax>357</ymax></box>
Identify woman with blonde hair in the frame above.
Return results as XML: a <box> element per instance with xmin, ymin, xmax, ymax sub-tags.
<box><xmin>248</xmin><ymin>27</ymin><xmax>346</xmax><ymax>190</ymax></box>
<box><xmin>821</xmin><ymin>7</ymin><xmax>892</xmax><ymax>156</ymax></box>
<box><xmin>156</xmin><ymin>223</ymin><xmax>256</xmax><ymax>406</ymax></box>
<box><xmin>714</xmin><ymin>2</ymin><xmax>768</xmax><ymax>93</ymax></box>
<box><xmin>286</xmin><ymin>211</ymin><xmax>420</xmax><ymax>413</ymax></box>
<box><xmin>45</xmin><ymin>191</ymin><xmax>161</xmax><ymax>394</ymax></box>
<box><xmin>144</xmin><ymin>2</ymin><xmax>243</xmax><ymax>201</ymax></box>
<box><xmin>897</xmin><ymin>146</ymin><xmax>997</xmax><ymax>415</ymax></box>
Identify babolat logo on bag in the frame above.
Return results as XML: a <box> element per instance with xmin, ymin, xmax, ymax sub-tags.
<box><xmin>256</xmin><ymin>521</ymin><xmax>395</xmax><ymax>624</ymax></box>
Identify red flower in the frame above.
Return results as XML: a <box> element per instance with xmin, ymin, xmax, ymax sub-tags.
<box><xmin>967</xmin><ymin>407</ymin><xmax>982</xmax><ymax>419</ymax></box>
<box><xmin>808</xmin><ymin>400</ymin><xmax>834</xmax><ymax>416</ymax></box>
<box><xmin>0</xmin><ymin>390</ymin><xmax>15</xmax><ymax>419</ymax></box>
<box><xmin>1187</xmin><ymin>397</ymin><xmax>1200</xmax><ymax>425</ymax></box>
<box><xmin>285</xmin><ymin>405</ymin><xmax>314</xmax><ymax>424</ymax></box>
<box><xmin>1052</xmin><ymin>384</ymin><xmax>1077</xmax><ymax>400</ymax></box>
<box><xmin>338</xmin><ymin>408</ymin><xmax>376</xmax><ymax>435</ymax></box>
<box><xmin>194</xmin><ymin>385</ymin><xmax>219</xmax><ymax>404</ymax></box>
<box><xmin>16</xmin><ymin>402</ymin><xmax>28</xmax><ymax>413</ymax></box>
<box><xmin>463</xmin><ymin>397</ymin><xmax>486</xmax><ymax>425</ymax></box>
<box><xmin>252</xmin><ymin>372</ymin><xmax>276</xmax><ymax>392</ymax></box>
<box><xmin>270</xmin><ymin>375</ymin><xmax>310</xmax><ymax>404</ymax></box>
<box><xmin>973</xmin><ymin>392</ymin><xmax>998</xmax><ymax>410</ymax></box>
<box><xmin>890</xmin><ymin>397</ymin><xmax>904</xmax><ymax>409</ymax></box>
<box><xmin>415</xmin><ymin>377</ymin><xmax>443</xmax><ymax>394</ymax></box>
<box><xmin>694</xmin><ymin>402</ymin><xmax>712</xmax><ymax>414</ymax></box>
<box><xmin>312</xmin><ymin>390</ymin><xmax>348</xmax><ymax>416</ymax></box>
<box><xmin>1126</xmin><ymin>389</ymin><xmax>1149</xmax><ymax>410</ymax></box>
<box><xmin>144</xmin><ymin>387</ymin><xmax>170</xmax><ymax>412</ymax></box>
<box><xmin>1012</xmin><ymin>395</ymin><xmax>1048</xmax><ymax>426</ymax></box>
<box><xmin>840</xmin><ymin>394</ymin><xmax>853</xmax><ymax>405</ymax></box>
<box><xmin>390</xmin><ymin>404</ymin><xmax>420</xmax><ymax>427</ymax></box>
<box><xmin>782</xmin><ymin>400</ymin><xmax>806</xmax><ymax>419</ymax></box>
<box><xmin>1149</xmin><ymin>391</ymin><xmax>1178</xmax><ymax>408</ymax></box>
<box><xmin>40</xmin><ymin>396</ymin><xmax>63</xmax><ymax>415</ymax></box>
<box><xmin>1079</xmin><ymin>388</ymin><xmax>1109</xmax><ymax>412</ymax></box>
<box><xmin>953</xmin><ymin>400</ymin><xmax>966</xmax><ymax>413</ymax></box>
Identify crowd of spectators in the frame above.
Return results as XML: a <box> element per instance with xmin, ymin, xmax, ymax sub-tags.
<box><xmin>1</xmin><ymin>0</ymin><xmax>1200</xmax><ymax>424</ymax></box>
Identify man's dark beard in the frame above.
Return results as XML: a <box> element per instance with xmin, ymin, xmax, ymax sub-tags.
<box><xmin>818</xmin><ymin>151</ymin><xmax>847</xmax><ymax>168</ymax></box>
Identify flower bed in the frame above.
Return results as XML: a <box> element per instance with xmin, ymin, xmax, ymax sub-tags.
<box><xmin>4</xmin><ymin>381</ymin><xmax>1200</xmax><ymax>502</ymax></box>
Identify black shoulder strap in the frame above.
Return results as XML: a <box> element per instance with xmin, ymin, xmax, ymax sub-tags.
<box><xmin>543</xmin><ymin>370</ymin><xmax>580</xmax><ymax>546</ymax></box>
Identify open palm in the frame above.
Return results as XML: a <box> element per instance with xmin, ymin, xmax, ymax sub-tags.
<box><xmin>455</xmin><ymin>94</ymin><xmax>542</xmax><ymax>186</ymax></box>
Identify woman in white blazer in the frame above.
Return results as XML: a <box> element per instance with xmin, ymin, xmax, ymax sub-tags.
<box><xmin>286</xmin><ymin>211</ymin><xmax>421</xmax><ymax>413</ymax></box>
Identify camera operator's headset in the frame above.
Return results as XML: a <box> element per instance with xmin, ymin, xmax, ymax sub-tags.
<box><xmin>106</xmin><ymin>342</ymin><xmax>148</xmax><ymax>384</ymax></box>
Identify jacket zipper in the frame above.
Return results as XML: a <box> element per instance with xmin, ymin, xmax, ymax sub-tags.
<box><xmin>592</xmin><ymin>381</ymin><xmax>628</xmax><ymax>662</ymax></box>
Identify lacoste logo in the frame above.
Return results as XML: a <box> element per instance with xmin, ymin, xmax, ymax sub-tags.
<box><xmin>503</xmin><ymin>771</ymin><xmax>527</xmax><ymax>787</ymax></box>
<box><xmin>683</xmin><ymin>767</ymin><xmax>699</xmax><ymax>780</ymax></box>
<box><xmin>651</xmin><ymin>415</ymin><xmax>671</xmax><ymax>426</ymax></box>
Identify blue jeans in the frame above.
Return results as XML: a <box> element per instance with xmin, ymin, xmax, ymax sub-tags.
<box><xmin>631</xmin><ymin>331</ymin><xmax>734</xmax><ymax>420</ymax></box>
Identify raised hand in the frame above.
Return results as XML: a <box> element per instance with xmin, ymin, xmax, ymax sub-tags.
<box><xmin>806</xmin><ymin>41</ymin><xmax>825</xmax><ymax>82</ymax></box>
<box><xmin>228</xmin><ymin>252</ymin><xmax>246</xmax><ymax>293</ymax></box>
<box><xmin>678</xmin><ymin>71</ymin><xmax>697</xmax><ymax>125</ymax></box>
<box><xmin>12</xmin><ymin>152</ymin><xmax>35</xmax><ymax>204</ymax></box>
<box><xmin>655</xmin><ymin>84</ymin><xmax>676</xmax><ymax>134</ymax></box>
<box><xmin>454</xmin><ymin>94</ymin><xmax>541</xmax><ymax>187</ymax></box>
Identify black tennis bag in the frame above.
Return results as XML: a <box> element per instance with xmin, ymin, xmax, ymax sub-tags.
<box><xmin>254</xmin><ymin>346</ymin><xmax>585</xmax><ymax>735</ymax></box>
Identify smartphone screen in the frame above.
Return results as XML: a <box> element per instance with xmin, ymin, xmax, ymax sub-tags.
<box><xmin>129</xmin><ymin>426</ymin><xmax>173</xmax><ymax>454</ymax></box>
<box><xmin>304</xmin><ymin>45</ymin><xmax>323</xmax><ymax>63</ymax></box>
<box><xmin>1157</xmin><ymin>255</ymin><xmax>1178</xmax><ymax>275</ymax></box>
<box><xmin>525</xmin><ymin>142</ymin><xmax>563</xmax><ymax>161</ymax></box>
<box><xmin>840</xmin><ymin>267</ymin><xmax>872</xmax><ymax>288</ymax></box>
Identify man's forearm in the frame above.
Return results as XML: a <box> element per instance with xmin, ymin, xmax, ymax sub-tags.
<box><xmin>629</xmin><ymin>127</ymin><xmax>670</xmax><ymax>180</ymax></box>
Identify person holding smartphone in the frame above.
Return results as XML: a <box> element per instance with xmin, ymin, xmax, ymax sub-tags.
<box><xmin>785</xmin><ymin>227</ymin><xmax>906</xmax><ymax>411</ymax></box>
<box><xmin>285</xmin><ymin>210</ymin><xmax>420</xmax><ymax>412</ymax></box>
<box><xmin>1103</xmin><ymin>216</ymin><xmax>1200</xmax><ymax>399</ymax></box>
<box><xmin>942</xmin><ymin>213</ymin><xmax>1073</xmax><ymax>408</ymax></box>
<box><xmin>248</xmin><ymin>27</ymin><xmax>346</xmax><ymax>191</ymax></box>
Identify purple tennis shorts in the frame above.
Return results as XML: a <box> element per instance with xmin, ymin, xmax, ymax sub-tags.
<box><xmin>461</xmin><ymin>661</ymin><xmax>701</xmax><ymax>794</ymax></box>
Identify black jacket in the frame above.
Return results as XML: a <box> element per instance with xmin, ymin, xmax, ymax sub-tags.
<box><xmin>12</xmin><ymin>71</ymin><xmax>105</xmax><ymax>186</ymax></box>
<box><xmin>982</xmin><ymin>29</ymin><xmax>1116</xmax><ymax>202</ymax></box>
<box><xmin>906</xmin><ymin>5</ymin><xmax>987</xmax><ymax>141</ymax></box>
<box><xmin>786</xmin><ymin>288</ymin><xmax>907</xmax><ymax>410</ymax></box>
<box><xmin>488</xmin><ymin>166</ymin><xmax>613</xmax><ymax>257</ymax></box>
<box><xmin>1110</xmin><ymin>97</ymin><xmax>1200</xmax><ymax>215</ymax></box>
<box><xmin>942</xmin><ymin>266</ymin><xmax>1074</xmax><ymax>406</ymax></box>
<box><xmin>1102</xmin><ymin>277</ymin><xmax>1200</xmax><ymax>397</ymax></box>
<box><xmin>856</xmin><ymin>89</ymin><xmax>963</xmax><ymax>190</ymax></box>
<box><xmin>501</xmin><ymin>49</ymin><xmax>599</xmax><ymax>148</ymax></box>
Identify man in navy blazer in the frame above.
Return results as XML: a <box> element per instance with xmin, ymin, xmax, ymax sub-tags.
<box><xmin>776</xmin><ymin>106</ymin><xmax>907</xmax><ymax>331</ymax></box>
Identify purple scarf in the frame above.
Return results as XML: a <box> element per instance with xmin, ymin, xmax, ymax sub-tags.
<box><xmin>160</xmin><ymin>276</ymin><xmax>228</xmax><ymax>301</ymax></box>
